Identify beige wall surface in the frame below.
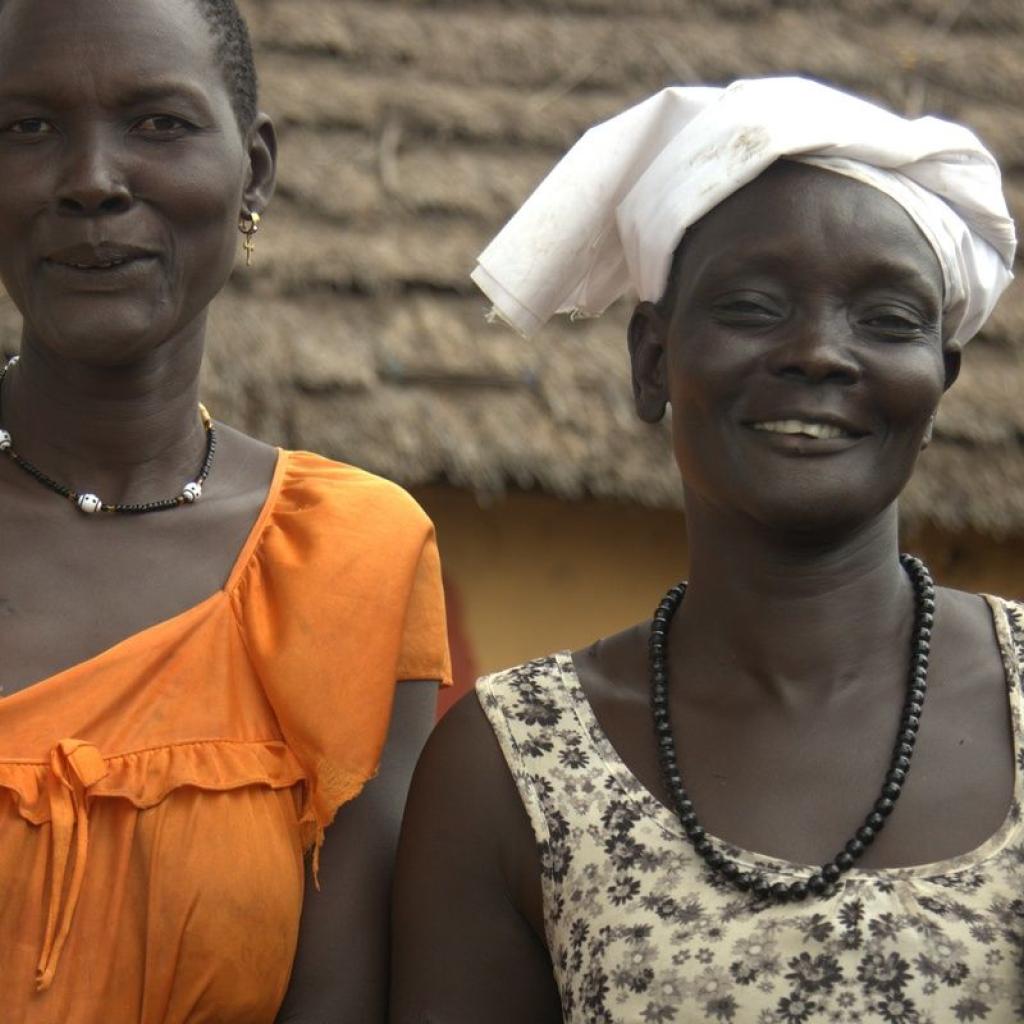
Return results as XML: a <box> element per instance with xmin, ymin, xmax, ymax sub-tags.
<box><xmin>415</xmin><ymin>486</ymin><xmax>689</xmax><ymax>676</ymax></box>
<box><xmin>415</xmin><ymin>486</ymin><xmax>1024</xmax><ymax>679</ymax></box>
<box><xmin>905</xmin><ymin>525</ymin><xmax>1024</xmax><ymax>603</ymax></box>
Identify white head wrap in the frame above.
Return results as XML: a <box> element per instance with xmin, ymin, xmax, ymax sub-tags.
<box><xmin>471</xmin><ymin>77</ymin><xmax>1016</xmax><ymax>349</ymax></box>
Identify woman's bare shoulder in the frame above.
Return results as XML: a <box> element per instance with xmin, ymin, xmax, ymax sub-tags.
<box><xmin>936</xmin><ymin>586</ymin><xmax>1013</xmax><ymax>642</ymax></box>
<box><xmin>392</xmin><ymin>687</ymin><xmax>560</xmax><ymax>1023</ymax></box>
<box><xmin>413</xmin><ymin>685</ymin><xmax>537</xmax><ymax>848</ymax></box>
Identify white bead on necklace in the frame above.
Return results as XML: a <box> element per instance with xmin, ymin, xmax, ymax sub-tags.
<box><xmin>0</xmin><ymin>356</ymin><xmax>217</xmax><ymax>516</ymax></box>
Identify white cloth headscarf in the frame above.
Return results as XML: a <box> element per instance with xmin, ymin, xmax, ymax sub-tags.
<box><xmin>471</xmin><ymin>77</ymin><xmax>1016</xmax><ymax>349</ymax></box>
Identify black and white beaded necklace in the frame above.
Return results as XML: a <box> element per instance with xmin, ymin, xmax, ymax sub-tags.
<box><xmin>650</xmin><ymin>553</ymin><xmax>935</xmax><ymax>903</ymax></box>
<box><xmin>0</xmin><ymin>355</ymin><xmax>216</xmax><ymax>515</ymax></box>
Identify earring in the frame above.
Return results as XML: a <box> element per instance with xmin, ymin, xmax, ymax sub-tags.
<box><xmin>239</xmin><ymin>210</ymin><xmax>261</xmax><ymax>267</ymax></box>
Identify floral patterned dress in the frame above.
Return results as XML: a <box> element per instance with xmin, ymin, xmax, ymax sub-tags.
<box><xmin>477</xmin><ymin>597</ymin><xmax>1024</xmax><ymax>1024</ymax></box>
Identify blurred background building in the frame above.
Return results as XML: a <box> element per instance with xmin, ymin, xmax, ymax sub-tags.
<box><xmin>3</xmin><ymin>0</ymin><xmax>1021</xmax><ymax>706</ymax></box>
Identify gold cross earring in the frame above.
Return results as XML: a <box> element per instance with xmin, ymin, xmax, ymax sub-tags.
<box><xmin>239</xmin><ymin>210</ymin><xmax>261</xmax><ymax>267</ymax></box>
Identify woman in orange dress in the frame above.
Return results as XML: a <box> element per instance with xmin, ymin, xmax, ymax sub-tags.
<box><xmin>0</xmin><ymin>1</ymin><xmax>451</xmax><ymax>1021</ymax></box>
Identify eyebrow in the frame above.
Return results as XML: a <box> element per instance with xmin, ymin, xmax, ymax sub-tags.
<box><xmin>841</xmin><ymin>259</ymin><xmax>945</xmax><ymax>303</ymax></box>
<box><xmin>111</xmin><ymin>81</ymin><xmax>215</xmax><ymax>109</ymax></box>
<box><xmin>0</xmin><ymin>79</ymin><xmax>214</xmax><ymax>111</ymax></box>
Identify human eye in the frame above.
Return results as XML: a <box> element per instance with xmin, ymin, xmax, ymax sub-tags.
<box><xmin>131</xmin><ymin>114</ymin><xmax>198</xmax><ymax>137</ymax></box>
<box><xmin>1</xmin><ymin>117</ymin><xmax>56</xmax><ymax>136</ymax></box>
<box><xmin>860</xmin><ymin>306</ymin><xmax>935</xmax><ymax>341</ymax></box>
<box><xmin>711</xmin><ymin>292</ymin><xmax>783</xmax><ymax>326</ymax></box>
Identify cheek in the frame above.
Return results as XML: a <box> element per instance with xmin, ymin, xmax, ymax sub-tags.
<box><xmin>873</xmin><ymin>351</ymin><xmax>946</xmax><ymax>439</ymax></box>
<box><xmin>151</xmin><ymin>154</ymin><xmax>244</xmax><ymax>259</ymax></box>
<box><xmin>0</xmin><ymin>161</ymin><xmax>47</xmax><ymax>298</ymax></box>
<box><xmin>139</xmin><ymin>148</ymin><xmax>246</xmax><ymax>312</ymax></box>
<box><xmin>668</xmin><ymin>336</ymin><xmax>747</xmax><ymax>423</ymax></box>
<box><xmin>665</xmin><ymin>351</ymin><xmax>742</xmax><ymax>484</ymax></box>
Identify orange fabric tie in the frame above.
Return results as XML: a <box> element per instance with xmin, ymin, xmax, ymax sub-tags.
<box><xmin>36</xmin><ymin>739</ymin><xmax>108</xmax><ymax>992</ymax></box>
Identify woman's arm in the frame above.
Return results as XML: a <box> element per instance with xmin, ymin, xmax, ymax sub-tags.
<box><xmin>275</xmin><ymin>679</ymin><xmax>439</xmax><ymax>1024</ymax></box>
<box><xmin>389</xmin><ymin>693</ymin><xmax>563</xmax><ymax>1024</ymax></box>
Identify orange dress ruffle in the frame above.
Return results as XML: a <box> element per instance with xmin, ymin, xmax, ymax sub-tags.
<box><xmin>0</xmin><ymin>450</ymin><xmax>452</xmax><ymax>1023</ymax></box>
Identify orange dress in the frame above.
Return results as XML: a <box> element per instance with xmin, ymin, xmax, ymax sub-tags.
<box><xmin>0</xmin><ymin>450</ymin><xmax>452</xmax><ymax>1023</ymax></box>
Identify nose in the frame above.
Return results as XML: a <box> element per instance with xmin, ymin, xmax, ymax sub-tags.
<box><xmin>766</xmin><ymin>309</ymin><xmax>860</xmax><ymax>386</ymax></box>
<box><xmin>55</xmin><ymin>130</ymin><xmax>132</xmax><ymax>216</ymax></box>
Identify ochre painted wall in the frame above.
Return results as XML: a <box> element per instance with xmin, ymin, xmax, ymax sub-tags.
<box><xmin>905</xmin><ymin>525</ymin><xmax>1024</xmax><ymax>601</ymax></box>
<box><xmin>414</xmin><ymin>486</ymin><xmax>1024</xmax><ymax>697</ymax></box>
<box><xmin>415</xmin><ymin>486</ymin><xmax>689</xmax><ymax>679</ymax></box>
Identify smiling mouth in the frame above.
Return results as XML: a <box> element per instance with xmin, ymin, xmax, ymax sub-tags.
<box><xmin>750</xmin><ymin>419</ymin><xmax>861</xmax><ymax>440</ymax></box>
<box><xmin>57</xmin><ymin>256</ymin><xmax>136</xmax><ymax>270</ymax></box>
<box><xmin>46</xmin><ymin>243</ymin><xmax>154</xmax><ymax>272</ymax></box>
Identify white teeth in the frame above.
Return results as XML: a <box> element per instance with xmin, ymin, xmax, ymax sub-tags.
<box><xmin>753</xmin><ymin>420</ymin><xmax>851</xmax><ymax>440</ymax></box>
<box><xmin>65</xmin><ymin>257</ymin><xmax>129</xmax><ymax>269</ymax></box>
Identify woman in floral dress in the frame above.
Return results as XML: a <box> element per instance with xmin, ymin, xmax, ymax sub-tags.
<box><xmin>391</xmin><ymin>79</ymin><xmax>1022</xmax><ymax>1023</ymax></box>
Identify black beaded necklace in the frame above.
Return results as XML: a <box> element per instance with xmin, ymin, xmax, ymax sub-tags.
<box><xmin>0</xmin><ymin>355</ymin><xmax>217</xmax><ymax>516</ymax></box>
<box><xmin>650</xmin><ymin>553</ymin><xmax>935</xmax><ymax>903</ymax></box>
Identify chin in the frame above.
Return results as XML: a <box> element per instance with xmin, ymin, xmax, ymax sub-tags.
<box><xmin>742</xmin><ymin>480</ymin><xmax>906</xmax><ymax>541</ymax></box>
<box><xmin>27</xmin><ymin>298</ymin><xmax>188</xmax><ymax>366</ymax></box>
<box><xmin>756</xmin><ymin>505</ymin><xmax>888</xmax><ymax>543</ymax></box>
<box><xmin>35</xmin><ymin>325</ymin><xmax>175</xmax><ymax>368</ymax></box>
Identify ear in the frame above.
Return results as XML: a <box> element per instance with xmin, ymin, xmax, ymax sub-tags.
<box><xmin>242</xmin><ymin>112</ymin><xmax>278</xmax><ymax>215</ymax></box>
<box><xmin>920</xmin><ymin>413</ymin><xmax>936</xmax><ymax>450</ymax></box>
<box><xmin>628</xmin><ymin>301</ymin><xmax>669</xmax><ymax>423</ymax></box>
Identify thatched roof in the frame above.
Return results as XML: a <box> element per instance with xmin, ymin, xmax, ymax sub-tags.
<box><xmin>4</xmin><ymin>0</ymin><xmax>1023</xmax><ymax>534</ymax></box>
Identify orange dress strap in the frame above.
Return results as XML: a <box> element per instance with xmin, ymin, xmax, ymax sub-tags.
<box><xmin>230</xmin><ymin>452</ymin><xmax>452</xmax><ymax>861</ymax></box>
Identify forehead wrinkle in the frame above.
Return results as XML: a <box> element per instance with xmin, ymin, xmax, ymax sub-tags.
<box><xmin>795</xmin><ymin>166</ymin><xmax>944</xmax><ymax>293</ymax></box>
<box><xmin>0</xmin><ymin>77</ymin><xmax>216</xmax><ymax>113</ymax></box>
<box><xmin>694</xmin><ymin>246</ymin><xmax>939</xmax><ymax>290</ymax></box>
<box><xmin>0</xmin><ymin>0</ymin><xmax>220</xmax><ymax>85</ymax></box>
<box><xmin>0</xmin><ymin>10</ymin><xmax>229</xmax><ymax>130</ymax></box>
<box><xmin>673</xmin><ymin>170</ymin><xmax>943</xmax><ymax>305</ymax></box>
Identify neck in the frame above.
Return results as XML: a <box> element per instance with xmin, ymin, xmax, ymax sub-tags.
<box><xmin>1</xmin><ymin>322</ymin><xmax>209</xmax><ymax>505</ymax></box>
<box><xmin>676</xmin><ymin>495</ymin><xmax>914</xmax><ymax>702</ymax></box>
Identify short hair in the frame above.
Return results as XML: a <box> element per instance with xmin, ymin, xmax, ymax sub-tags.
<box><xmin>0</xmin><ymin>0</ymin><xmax>259</xmax><ymax>131</ymax></box>
<box><xmin>191</xmin><ymin>0</ymin><xmax>259</xmax><ymax>131</ymax></box>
